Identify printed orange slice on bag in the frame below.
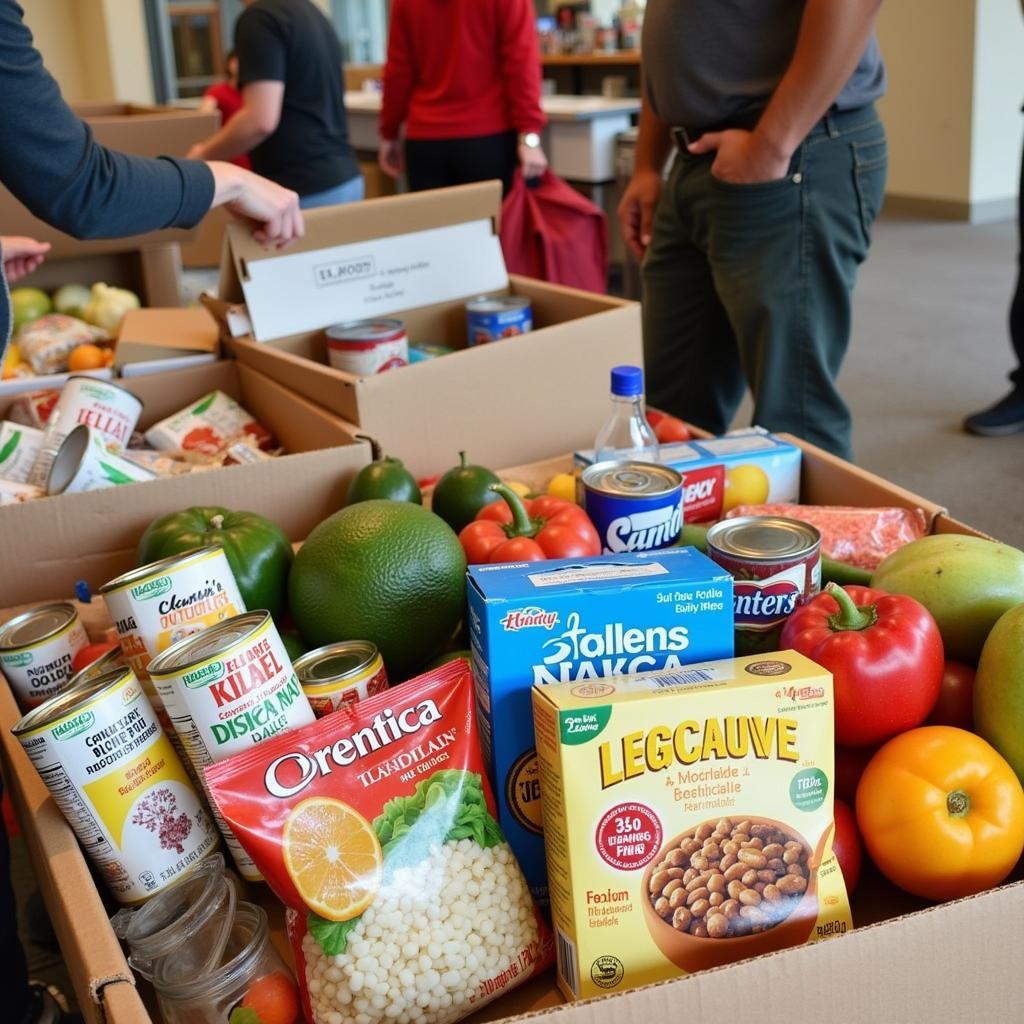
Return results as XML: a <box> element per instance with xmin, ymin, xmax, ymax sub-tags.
<box><xmin>282</xmin><ymin>797</ymin><xmax>382</xmax><ymax>922</ymax></box>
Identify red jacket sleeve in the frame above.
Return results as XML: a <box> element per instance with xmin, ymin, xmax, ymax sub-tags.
<box><xmin>499</xmin><ymin>0</ymin><xmax>546</xmax><ymax>134</ymax></box>
<box><xmin>380</xmin><ymin>0</ymin><xmax>414</xmax><ymax>141</ymax></box>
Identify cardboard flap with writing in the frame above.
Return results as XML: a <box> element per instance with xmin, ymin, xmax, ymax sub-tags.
<box><xmin>116</xmin><ymin>307</ymin><xmax>220</xmax><ymax>365</ymax></box>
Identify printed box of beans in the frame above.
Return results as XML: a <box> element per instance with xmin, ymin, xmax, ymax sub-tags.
<box><xmin>532</xmin><ymin>650</ymin><xmax>851</xmax><ymax>1000</ymax></box>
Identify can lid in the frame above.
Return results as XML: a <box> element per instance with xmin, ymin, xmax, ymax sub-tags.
<box><xmin>583</xmin><ymin>460</ymin><xmax>682</xmax><ymax>498</ymax></box>
<box><xmin>0</xmin><ymin>602</ymin><xmax>77</xmax><ymax>652</ymax></box>
<box><xmin>707</xmin><ymin>516</ymin><xmax>821</xmax><ymax>560</ymax></box>
<box><xmin>99</xmin><ymin>545</ymin><xmax>226</xmax><ymax>595</ymax></box>
<box><xmin>610</xmin><ymin>365</ymin><xmax>643</xmax><ymax>397</ymax></box>
<box><xmin>295</xmin><ymin>641</ymin><xmax>376</xmax><ymax>684</ymax></box>
<box><xmin>325</xmin><ymin>319</ymin><xmax>406</xmax><ymax>343</ymax></box>
<box><xmin>12</xmin><ymin>666</ymin><xmax>135</xmax><ymax>737</ymax></box>
<box><xmin>146</xmin><ymin>611</ymin><xmax>269</xmax><ymax>678</ymax></box>
<box><xmin>466</xmin><ymin>295</ymin><xmax>531</xmax><ymax>314</ymax></box>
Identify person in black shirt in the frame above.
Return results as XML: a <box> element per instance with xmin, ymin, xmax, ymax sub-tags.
<box><xmin>189</xmin><ymin>0</ymin><xmax>363</xmax><ymax>209</ymax></box>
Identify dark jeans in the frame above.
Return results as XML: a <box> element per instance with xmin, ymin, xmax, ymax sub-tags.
<box><xmin>1009</xmin><ymin>127</ymin><xmax>1024</xmax><ymax>388</ymax></box>
<box><xmin>405</xmin><ymin>131</ymin><xmax>518</xmax><ymax>195</ymax></box>
<box><xmin>642</xmin><ymin>105</ymin><xmax>887</xmax><ymax>461</ymax></box>
<box><xmin>1</xmin><ymin>781</ymin><xmax>31</xmax><ymax>1024</ymax></box>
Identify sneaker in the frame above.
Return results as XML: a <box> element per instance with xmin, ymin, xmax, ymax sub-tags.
<box><xmin>963</xmin><ymin>388</ymin><xmax>1024</xmax><ymax>436</ymax></box>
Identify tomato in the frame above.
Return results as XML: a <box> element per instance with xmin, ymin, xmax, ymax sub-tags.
<box><xmin>645</xmin><ymin>409</ymin><xmax>665</xmax><ymax>428</ymax></box>
<box><xmin>835</xmin><ymin>744</ymin><xmax>877</xmax><ymax>804</ymax></box>
<box><xmin>831</xmin><ymin>798</ymin><xmax>862</xmax><ymax>894</ymax></box>
<box><xmin>239</xmin><ymin>971</ymin><xmax>300</xmax><ymax>1024</ymax></box>
<box><xmin>653</xmin><ymin>415</ymin><xmax>692</xmax><ymax>443</ymax></box>
<box><xmin>926</xmin><ymin>660</ymin><xmax>976</xmax><ymax>729</ymax></box>
<box><xmin>856</xmin><ymin>726</ymin><xmax>1024</xmax><ymax>900</ymax></box>
<box><xmin>71</xmin><ymin>642</ymin><xmax>120</xmax><ymax>675</ymax></box>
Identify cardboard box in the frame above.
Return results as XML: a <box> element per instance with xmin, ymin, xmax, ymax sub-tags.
<box><xmin>213</xmin><ymin>181</ymin><xmax>640</xmax><ymax>477</ymax></box>
<box><xmin>0</xmin><ymin>105</ymin><xmax>218</xmax><ymax>259</ymax></box>
<box><xmin>115</xmin><ymin>307</ymin><xmax>220</xmax><ymax>371</ymax></box>
<box><xmin>0</xmin><ymin>360</ymin><xmax>368</xmax><ymax>603</ymax></box>
<box><xmin>2</xmin><ymin>438</ymin><xmax>1019</xmax><ymax>1024</ymax></box>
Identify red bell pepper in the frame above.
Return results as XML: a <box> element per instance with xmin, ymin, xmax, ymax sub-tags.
<box><xmin>779</xmin><ymin>583</ymin><xmax>944</xmax><ymax>747</ymax></box>
<box><xmin>459</xmin><ymin>484</ymin><xmax>601</xmax><ymax>564</ymax></box>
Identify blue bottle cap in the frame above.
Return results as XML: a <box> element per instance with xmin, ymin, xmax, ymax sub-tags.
<box><xmin>610</xmin><ymin>365</ymin><xmax>643</xmax><ymax>397</ymax></box>
<box><xmin>75</xmin><ymin>580</ymin><xmax>92</xmax><ymax>604</ymax></box>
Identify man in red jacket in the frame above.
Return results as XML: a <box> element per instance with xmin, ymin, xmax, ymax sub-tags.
<box><xmin>379</xmin><ymin>0</ymin><xmax>548</xmax><ymax>194</ymax></box>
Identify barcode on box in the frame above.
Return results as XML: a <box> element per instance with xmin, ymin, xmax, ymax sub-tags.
<box><xmin>651</xmin><ymin>669</ymin><xmax>716</xmax><ymax>687</ymax></box>
<box><xmin>556</xmin><ymin>927</ymin><xmax>578</xmax><ymax>997</ymax></box>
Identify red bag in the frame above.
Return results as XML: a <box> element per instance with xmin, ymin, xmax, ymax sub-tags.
<box><xmin>499</xmin><ymin>170</ymin><xmax>609</xmax><ymax>293</ymax></box>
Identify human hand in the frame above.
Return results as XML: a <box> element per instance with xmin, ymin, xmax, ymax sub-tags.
<box><xmin>378</xmin><ymin>139</ymin><xmax>404</xmax><ymax>179</ymax></box>
<box><xmin>187</xmin><ymin>142</ymin><xmax>206</xmax><ymax>160</ymax></box>
<box><xmin>1</xmin><ymin>236</ymin><xmax>50</xmax><ymax>282</ymax></box>
<box><xmin>208</xmin><ymin>162</ymin><xmax>303</xmax><ymax>248</ymax></box>
<box><xmin>687</xmin><ymin>129</ymin><xmax>792</xmax><ymax>185</ymax></box>
<box><xmin>518</xmin><ymin>143</ymin><xmax>548</xmax><ymax>181</ymax></box>
<box><xmin>617</xmin><ymin>169</ymin><xmax>662</xmax><ymax>260</ymax></box>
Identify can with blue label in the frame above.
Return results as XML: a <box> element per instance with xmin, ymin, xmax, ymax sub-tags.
<box><xmin>465</xmin><ymin>295</ymin><xmax>533</xmax><ymax>345</ymax></box>
<box><xmin>582</xmin><ymin>460</ymin><xmax>683</xmax><ymax>554</ymax></box>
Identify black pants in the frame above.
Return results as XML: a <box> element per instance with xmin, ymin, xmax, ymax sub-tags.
<box><xmin>405</xmin><ymin>131</ymin><xmax>518</xmax><ymax>195</ymax></box>
<box><xmin>1</xmin><ymin>782</ymin><xmax>31</xmax><ymax>1024</ymax></box>
<box><xmin>1010</xmin><ymin>127</ymin><xmax>1024</xmax><ymax>388</ymax></box>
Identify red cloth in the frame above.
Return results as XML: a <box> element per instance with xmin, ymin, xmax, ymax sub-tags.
<box><xmin>203</xmin><ymin>82</ymin><xmax>252</xmax><ymax>170</ymax></box>
<box><xmin>499</xmin><ymin>171</ymin><xmax>609</xmax><ymax>294</ymax></box>
<box><xmin>381</xmin><ymin>0</ymin><xmax>545</xmax><ymax>142</ymax></box>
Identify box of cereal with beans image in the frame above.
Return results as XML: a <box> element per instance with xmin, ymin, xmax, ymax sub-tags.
<box><xmin>532</xmin><ymin>650</ymin><xmax>851</xmax><ymax>1000</ymax></box>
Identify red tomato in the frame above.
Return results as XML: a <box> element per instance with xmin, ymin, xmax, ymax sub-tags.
<box><xmin>654</xmin><ymin>415</ymin><xmax>692</xmax><ymax>443</ymax></box>
<box><xmin>835</xmin><ymin>744</ymin><xmax>878</xmax><ymax>804</ymax></box>
<box><xmin>831</xmin><ymin>798</ymin><xmax>863</xmax><ymax>895</ymax></box>
<box><xmin>645</xmin><ymin>409</ymin><xmax>665</xmax><ymax>428</ymax></box>
<box><xmin>241</xmin><ymin>971</ymin><xmax>300</xmax><ymax>1024</ymax></box>
<box><xmin>926</xmin><ymin>660</ymin><xmax>976</xmax><ymax>729</ymax></box>
<box><xmin>71</xmin><ymin>642</ymin><xmax>120</xmax><ymax>675</ymax></box>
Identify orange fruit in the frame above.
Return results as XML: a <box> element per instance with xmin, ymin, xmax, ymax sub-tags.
<box><xmin>282</xmin><ymin>797</ymin><xmax>381</xmax><ymax>922</ymax></box>
<box><xmin>241</xmin><ymin>972</ymin><xmax>300</xmax><ymax>1024</ymax></box>
<box><xmin>68</xmin><ymin>344</ymin><xmax>106</xmax><ymax>371</ymax></box>
<box><xmin>722</xmin><ymin>463</ymin><xmax>770</xmax><ymax>512</ymax></box>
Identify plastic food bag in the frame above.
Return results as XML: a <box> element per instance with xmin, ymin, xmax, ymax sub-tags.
<box><xmin>725</xmin><ymin>504</ymin><xmax>929</xmax><ymax>570</ymax></box>
<box><xmin>17</xmin><ymin>314</ymin><xmax>107</xmax><ymax>374</ymax></box>
<box><xmin>144</xmin><ymin>391</ymin><xmax>274</xmax><ymax>455</ymax></box>
<box><xmin>207</xmin><ymin>660</ymin><xmax>553</xmax><ymax>1024</ymax></box>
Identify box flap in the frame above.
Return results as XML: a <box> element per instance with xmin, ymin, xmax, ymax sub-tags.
<box><xmin>116</xmin><ymin>307</ymin><xmax>220</xmax><ymax>365</ymax></box>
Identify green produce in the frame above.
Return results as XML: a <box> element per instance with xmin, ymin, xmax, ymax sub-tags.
<box><xmin>82</xmin><ymin>282</ymin><xmax>140</xmax><ymax>333</ymax></box>
<box><xmin>872</xmin><ymin>534</ymin><xmax>1024</xmax><ymax>661</ymax></box>
<box><xmin>281</xmin><ymin>631</ymin><xmax>309</xmax><ymax>663</ymax></box>
<box><xmin>52</xmin><ymin>283</ymin><xmax>91</xmax><ymax>319</ymax></box>
<box><xmin>137</xmin><ymin>507</ymin><xmax>293</xmax><ymax>621</ymax></box>
<box><xmin>974</xmin><ymin>603</ymin><xmax>1024</xmax><ymax>783</ymax></box>
<box><xmin>288</xmin><ymin>500</ymin><xmax>466</xmax><ymax>676</ymax></box>
<box><xmin>347</xmin><ymin>438</ymin><xmax>421</xmax><ymax>505</ymax></box>
<box><xmin>10</xmin><ymin>287</ymin><xmax>51</xmax><ymax>332</ymax></box>
<box><xmin>426</xmin><ymin>648</ymin><xmax>472</xmax><ymax>670</ymax></box>
<box><xmin>430</xmin><ymin>451</ymin><xmax>500</xmax><ymax>533</ymax></box>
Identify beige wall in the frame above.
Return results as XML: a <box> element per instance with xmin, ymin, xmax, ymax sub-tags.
<box><xmin>20</xmin><ymin>0</ymin><xmax>89</xmax><ymax>101</ymax></box>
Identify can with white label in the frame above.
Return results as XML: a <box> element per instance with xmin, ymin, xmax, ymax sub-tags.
<box><xmin>12</xmin><ymin>666</ymin><xmax>219</xmax><ymax>904</ymax></box>
<box><xmin>0</xmin><ymin>602</ymin><xmax>89</xmax><ymax>709</ymax></box>
<box><xmin>46</xmin><ymin>424</ymin><xmax>156</xmax><ymax>496</ymax></box>
<box><xmin>0</xmin><ymin>421</ymin><xmax>44</xmax><ymax>484</ymax></box>
<box><xmin>146</xmin><ymin>611</ymin><xmax>315</xmax><ymax>879</ymax></box>
<box><xmin>65</xmin><ymin>646</ymin><xmax>127</xmax><ymax>691</ymax></box>
<box><xmin>325</xmin><ymin>318</ymin><xmax>409</xmax><ymax>375</ymax></box>
<box><xmin>294</xmin><ymin>640</ymin><xmax>389</xmax><ymax>717</ymax></box>
<box><xmin>30</xmin><ymin>376</ymin><xmax>143</xmax><ymax>487</ymax></box>
<box><xmin>0</xmin><ymin>479</ymin><xmax>44</xmax><ymax>505</ymax></box>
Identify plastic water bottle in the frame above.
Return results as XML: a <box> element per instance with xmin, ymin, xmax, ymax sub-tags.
<box><xmin>594</xmin><ymin>365</ymin><xmax>659</xmax><ymax>463</ymax></box>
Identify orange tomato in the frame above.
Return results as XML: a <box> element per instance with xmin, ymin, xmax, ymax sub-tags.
<box><xmin>68</xmin><ymin>343</ymin><xmax>106</xmax><ymax>371</ymax></box>
<box><xmin>240</xmin><ymin>972</ymin><xmax>300</xmax><ymax>1024</ymax></box>
<box><xmin>856</xmin><ymin>726</ymin><xmax>1024</xmax><ymax>901</ymax></box>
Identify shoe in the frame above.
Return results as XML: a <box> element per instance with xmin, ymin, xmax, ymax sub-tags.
<box><xmin>963</xmin><ymin>389</ymin><xmax>1024</xmax><ymax>436</ymax></box>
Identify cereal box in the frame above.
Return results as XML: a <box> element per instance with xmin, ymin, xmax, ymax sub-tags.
<box><xmin>467</xmin><ymin>549</ymin><xmax>734</xmax><ymax>905</ymax></box>
<box><xmin>532</xmin><ymin>651</ymin><xmax>850</xmax><ymax>1000</ymax></box>
<box><xmin>574</xmin><ymin>428</ymin><xmax>801</xmax><ymax>524</ymax></box>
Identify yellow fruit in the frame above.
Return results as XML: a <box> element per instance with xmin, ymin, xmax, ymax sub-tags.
<box><xmin>547</xmin><ymin>472</ymin><xmax>578</xmax><ymax>503</ymax></box>
<box><xmin>2</xmin><ymin>343</ymin><xmax>22</xmax><ymax>379</ymax></box>
<box><xmin>68</xmin><ymin>343</ymin><xmax>106</xmax><ymax>372</ymax></box>
<box><xmin>283</xmin><ymin>797</ymin><xmax>382</xmax><ymax>922</ymax></box>
<box><xmin>722</xmin><ymin>464</ymin><xmax>770</xmax><ymax>512</ymax></box>
<box><xmin>503</xmin><ymin>479</ymin><xmax>531</xmax><ymax>498</ymax></box>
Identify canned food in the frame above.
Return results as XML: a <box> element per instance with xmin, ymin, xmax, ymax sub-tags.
<box><xmin>325</xmin><ymin>319</ymin><xmax>409</xmax><ymax>375</ymax></box>
<box><xmin>65</xmin><ymin>645</ymin><xmax>127</xmax><ymax>690</ymax></box>
<box><xmin>294</xmin><ymin>640</ymin><xmax>388</xmax><ymax>717</ymax></box>
<box><xmin>706</xmin><ymin>515</ymin><xmax>822</xmax><ymax>655</ymax></box>
<box><xmin>12</xmin><ymin>667</ymin><xmax>219</xmax><ymax>904</ymax></box>
<box><xmin>0</xmin><ymin>602</ymin><xmax>89</xmax><ymax>709</ymax></box>
<box><xmin>582</xmin><ymin>461</ymin><xmax>683</xmax><ymax>554</ymax></box>
<box><xmin>29</xmin><ymin>375</ymin><xmax>143</xmax><ymax>487</ymax></box>
<box><xmin>146</xmin><ymin>611</ymin><xmax>315</xmax><ymax>880</ymax></box>
<box><xmin>0</xmin><ymin>479</ymin><xmax>44</xmax><ymax>505</ymax></box>
<box><xmin>0</xmin><ymin>421</ymin><xmax>44</xmax><ymax>484</ymax></box>
<box><xmin>466</xmin><ymin>295</ymin><xmax>532</xmax><ymax>345</ymax></box>
<box><xmin>46</xmin><ymin>424</ymin><xmax>157</xmax><ymax>496</ymax></box>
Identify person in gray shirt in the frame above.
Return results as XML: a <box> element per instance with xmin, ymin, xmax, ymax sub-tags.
<box><xmin>619</xmin><ymin>1</ymin><xmax>887</xmax><ymax>460</ymax></box>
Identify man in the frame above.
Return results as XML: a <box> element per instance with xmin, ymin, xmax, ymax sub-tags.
<box><xmin>190</xmin><ymin>0</ymin><xmax>363</xmax><ymax>209</ymax></box>
<box><xmin>619</xmin><ymin>1</ymin><xmax>887</xmax><ymax>460</ymax></box>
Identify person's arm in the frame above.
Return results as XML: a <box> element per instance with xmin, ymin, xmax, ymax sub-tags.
<box><xmin>500</xmin><ymin>0</ymin><xmax>548</xmax><ymax>178</ymax></box>
<box><xmin>379</xmin><ymin>0</ymin><xmax>413</xmax><ymax>177</ymax></box>
<box><xmin>688</xmin><ymin>0</ymin><xmax>883</xmax><ymax>183</ymax></box>
<box><xmin>189</xmin><ymin>81</ymin><xmax>284</xmax><ymax>161</ymax></box>
<box><xmin>617</xmin><ymin>90</ymin><xmax>672</xmax><ymax>259</ymax></box>
<box><xmin>197</xmin><ymin>94</ymin><xmax>220</xmax><ymax>117</ymax></box>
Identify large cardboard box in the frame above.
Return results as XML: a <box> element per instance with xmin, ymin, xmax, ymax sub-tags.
<box><xmin>214</xmin><ymin>181</ymin><xmax>640</xmax><ymax>478</ymax></box>
<box><xmin>2</xmin><ymin>436</ymin><xmax>1021</xmax><ymax>1023</ymax></box>
<box><xmin>0</xmin><ymin>360</ymin><xmax>368</xmax><ymax>603</ymax></box>
<box><xmin>0</xmin><ymin>104</ymin><xmax>218</xmax><ymax>259</ymax></box>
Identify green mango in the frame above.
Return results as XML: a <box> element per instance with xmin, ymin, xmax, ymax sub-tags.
<box><xmin>872</xmin><ymin>534</ymin><xmax>1024</xmax><ymax>661</ymax></box>
<box><xmin>974</xmin><ymin>603</ymin><xmax>1024</xmax><ymax>784</ymax></box>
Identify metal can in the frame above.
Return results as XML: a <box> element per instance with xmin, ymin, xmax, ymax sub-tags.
<box><xmin>465</xmin><ymin>295</ymin><xmax>533</xmax><ymax>345</ymax></box>
<box><xmin>12</xmin><ymin>666</ymin><xmax>219</xmax><ymax>905</ymax></box>
<box><xmin>706</xmin><ymin>515</ymin><xmax>822</xmax><ymax>655</ymax></box>
<box><xmin>29</xmin><ymin>375</ymin><xmax>143</xmax><ymax>487</ymax></box>
<box><xmin>65</xmin><ymin>645</ymin><xmax>127</xmax><ymax>690</ymax></box>
<box><xmin>582</xmin><ymin>461</ymin><xmax>684</xmax><ymax>554</ymax></box>
<box><xmin>0</xmin><ymin>421</ymin><xmax>44</xmax><ymax>484</ymax></box>
<box><xmin>325</xmin><ymin>318</ymin><xmax>409</xmax><ymax>375</ymax></box>
<box><xmin>46</xmin><ymin>424</ymin><xmax>157</xmax><ymax>496</ymax></box>
<box><xmin>0</xmin><ymin>602</ymin><xmax>89</xmax><ymax>709</ymax></box>
<box><xmin>294</xmin><ymin>640</ymin><xmax>389</xmax><ymax>717</ymax></box>
<box><xmin>0</xmin><ymin>479</ymin><xmax>44</xmax><ymax>505</ymax></box>
<box><xmin>146</xmin><ymin>611</ymin><xmax>316</xmax><ymax>880</ymax></box>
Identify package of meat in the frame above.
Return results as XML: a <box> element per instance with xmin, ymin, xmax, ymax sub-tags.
<box><xmin>17</xmin><ymin>315</ymin><xmax>108</xmax><ymax>375</ymax></box>
<box><xmin>725</xmin><ymin>504</ymin><xmax>930</xmax><ymax>570</ymax></box>
<box><xmin>143</xmin><ymin>390</ymin><xmax>275</xmax><ymax>454</ymax></box>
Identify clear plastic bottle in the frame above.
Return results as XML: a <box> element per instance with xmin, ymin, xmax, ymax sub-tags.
<box><xmin>594</xmin><ymin>365</ymin><xmax>660</xmax><ymax>463</ymax></box>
